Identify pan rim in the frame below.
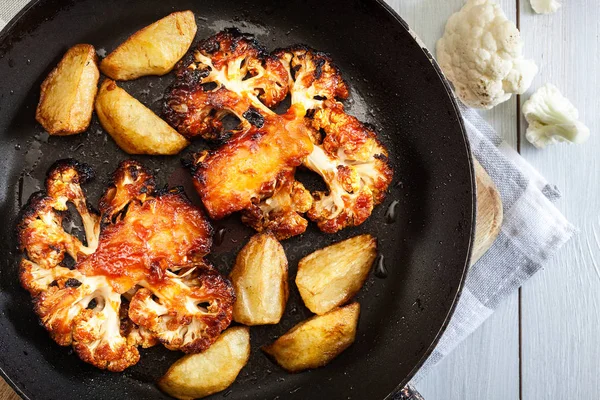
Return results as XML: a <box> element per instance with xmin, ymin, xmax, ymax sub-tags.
<box><xmin>369</xmin><ymin>1</ymin><xmax>476</xmax><ymax>396</ymax></box>
<box><xmin>0</xmin><ymin>0</ymin><xmax>476</xmax><ymax>398</ymax></box>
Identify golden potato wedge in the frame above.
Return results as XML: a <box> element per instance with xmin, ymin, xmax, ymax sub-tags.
<box><xmin>230</xmin><ymin>232</ymin><xmax>289</xmax><ymax>325</ymax></box>
<box><xmin>262</xmin><ymin>302</ymin><xmax>360</xmax><ymax>373</ymax></box>
<box><xmin>95</xmin><ymin>79</ymin><xmax>188</xmax><ymax>155</ymax></box>
<box><xmin>36</xmin><ymin>44</ymin><xmax>99</xmax><ymax>135</ymax></box>
<box><xmin>158</xmin><ymin>326</ymin><xmax>250</xmax><ymax>400</ymax></box>
<box><xmin>296</xmin><ymin>234</ymin><xmax>376</xmax><ymax>315</ymax></box>
<box><xmin>100</xmin><ymin>11</ymin><xmax>197</xmax><ymax>80</ymax></box>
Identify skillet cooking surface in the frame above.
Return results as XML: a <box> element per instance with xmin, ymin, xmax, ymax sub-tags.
<box><xmin>0</xmin><ymin>0</ymin><xmax>474</xmax><ymax>399</ymax></box>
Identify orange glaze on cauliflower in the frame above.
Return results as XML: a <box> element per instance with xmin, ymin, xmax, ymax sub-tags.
<box><xmin>163</xmin><ymin>30</ymin><xmax>393</xmax><ymax>237</ymax></box>
<box><xmin>18</xmin><ymin>159</ymin><xmax>234</xmax><ymax>371</ymax></box>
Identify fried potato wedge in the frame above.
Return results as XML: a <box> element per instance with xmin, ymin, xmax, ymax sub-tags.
<box><xmin>158</xmin><ymin>326</ymin><xmax>250</xmax><ymax>400</ymax></box>
<box><xmin>95</xmin><ymin>79</ymin><xmax>188</xmax><ymax>154</ymax></box>
<box><xmin>36</xmin><ymin>44</ymin><xmax>99</xmax><ymax>135</ymax></box>
<box><xmin>296</xmin><ymin>234</ymin><xmax>376</xmax><ymax>315</ymax></box>
<box><xmin>230</xmin><ymin>232</ymin><xmax>289</xmax><ymax>325</ymax></box>
<box><xmin>100</xmin><ymin>11</ymin><xmax>197</xmax><ymax>80</ymax></box>
<box><xmin>262</xmin><ymin>302</ymin><xmax>360</xmax><ymax>373</ymax></box>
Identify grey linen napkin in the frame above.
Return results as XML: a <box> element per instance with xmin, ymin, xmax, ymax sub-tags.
<box><xmin>1</xmin><ymin>3</ymin><xmax>575</xmax><ymax>397</ymax></box>
<box><xmin>394</xmin><ymin>104</ymin><xmax>575</xmax><ymax>396</ymax></box>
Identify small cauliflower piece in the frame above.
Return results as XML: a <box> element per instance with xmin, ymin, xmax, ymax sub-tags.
<box><xmin>158</xmin><ymin>326</ymin><xmax>250</xmax><ymax>400</ymax></box>
<box><xmin>530</xmin><ymin>0</ymin><xmax>561</xmax><ymax>14</ymax></box>
<box><xmin>262</xmin><ymin>302</ymin><xmax>360</xmax><ymax>373</ymax></box>
<box><xmin>523</xmin><ymin>83</ymin><xmax>590</xmax><ymax>148</ymax></box>
<box><xmin>296</xmin><ymin>235</ymin><xmax>376</xmax><ymax>315</ymax></box>
<box><xmin>36</xmin><ymin>44</ymin><xmax>99</xmax><ymax>135</ymax></box>
<box><xmin>95</xmin><ymin>79</ymin><xmax>189</xmax><ymax>155</ymax></box>
<box><xmin>230</xmin><ymin>232</ymin><xmax>289</xmax><ymax>325</ymax></box>
<box><xmin>241</xmin><ymin>169</ymin><xmax>313</xmax><ymax>240</ymax></box>
<box><xmin>436</xmin><ymin>0</ymin><xmax>538</xmax><ymax>109</ymax></box>
<box><xmin>100</xmin><ymin>11</ymin><xmax>197</xmax><ymax>80</ymax></box>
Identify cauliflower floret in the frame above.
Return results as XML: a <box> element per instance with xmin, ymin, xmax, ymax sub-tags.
<box><xmin>18</xmin><ymin>159</ymin><xmax>233</xmax><ymax>371</ymax></box>
<box><xmin>164</xmin><ymin>28</ymin><xmax>289</xmax><ymax>139</ymax></box>
<box><xmin>99</xmin><ymin>160</ymin><xmax>155</xmax><ymax>222</ymax></box>
<box><xmin>22</xmin><ymin>259</ymin><xmax>139</xmax><ymax>371</ymax></box>
<box><xmin>275</xmin><ymin>46</ymin><xmax>349</xmax><ymax>113</ymax></box>
<box><xmin>129</xmin><ymin>263</ymin><xmax>235</xmax><ymax>353</ymax></box>
<box><xmin>241</xmin><ymin>169</ymin><xmax>313</xmax><ymax>240</ymax></box>
<box><xmin>530</xmin><ymin>0</ymin><xmax>561</xmax><ymax>14</ymax></box>
<box><xmin>436</xmin><ymin>0</ymin><xmax>538</xmax><ymax>109</ymax></box>
<box><xmin>276</xmin><ymin>48</ymin><xmax>392</xmax><ymax>233</ymax></box>
<box><xmin>18</xmin><ymin>160</ymin><xmax>100</xmax><ymax>268</ymax></box>
<box><xmin>523</xmin><ymin>83</ymin><xmax>590</xmax><ymax>148</ymax></box>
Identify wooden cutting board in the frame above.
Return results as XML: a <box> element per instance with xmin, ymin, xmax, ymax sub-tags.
<box><xmin>0</xmin><ymin>160</ymin><xmax>502</xmax><ymax>399</ymax></box>
<box><xmin>471</xmin><ymin>159</ymin><xmax>503</xmax><ymax>265</ymax></box>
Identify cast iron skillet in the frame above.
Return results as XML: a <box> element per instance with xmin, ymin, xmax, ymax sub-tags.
<box><xmin>0</xmin><ymin>0</ymin><xmax>475</xmax><ymax>399</ymax></box>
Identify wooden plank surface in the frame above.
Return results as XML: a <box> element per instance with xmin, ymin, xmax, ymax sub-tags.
<box><xmin>518</xmin><ymin>1</ymin><xmax>600</xmax><ymax>399</ymax></box>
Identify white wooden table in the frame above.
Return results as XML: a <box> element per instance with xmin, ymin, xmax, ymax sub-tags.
<box><xmin>385</xmin><ymin>1</ymin><xmax>600</xmax><ymax>399</ymax></box>
<box><xmin>1</xmin><ymin>1</ymin><xmax>598</xmax><ymax>399</ymax></box>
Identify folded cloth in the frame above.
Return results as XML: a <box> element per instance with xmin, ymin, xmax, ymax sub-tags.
<box><xmin>392</xmin><ymin>105</ymin><xmax>575</xmax><ymax>398</ymax></box>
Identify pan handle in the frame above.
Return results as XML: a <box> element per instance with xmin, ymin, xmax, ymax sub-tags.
<box><xmin>393</xmin><ymin>384</ymin><xmax>425</xmax><ymax>400</ymax></box>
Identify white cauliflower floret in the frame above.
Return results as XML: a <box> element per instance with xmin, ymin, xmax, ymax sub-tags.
<box><xmin>530</xmin><ymin>0</ymin><xmax>561</xmax><ymax>14</ymax></box>
<box><xmin>523</xmin><ymin>83</ymin><xmax>590</xmax><ymax>148</ymax></box>
<box><xmin>436</xmin><ymin>0</ymin><xmax>538</xmax><ymax>109</ymax></box>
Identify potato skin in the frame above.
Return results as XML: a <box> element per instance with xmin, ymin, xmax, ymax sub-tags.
<box><xmin>158</xmin><ymin>327</ymin><xmax>250</xmax><ymax>400</ymax></box>
<box><xmin>230</xmin><ymin>232</ymin><xmax>289</xmax><ymax>325</ymax></box>
<box><xmin>262</xmin><ymin>302</ymin><xmax>360</xmax><ymax>373</ymax></box>
<box><xmin>36</xmin><ymin>44</ymin><xmax>99</xmax><ymax>135</ymax></box>
<box><xmin>100</xmin><ymin>11</ymin><xmax>197</xmax><ymax>80</ymax></box>
<box><xmin>296</xmin><ymin>234</ymin><xmax>376</xmax><ymax>315</ymax></box>
<box><xmin>95</xmin><ymin>79</ymin><xmax>188</xmax><ymax>155</ymax></box>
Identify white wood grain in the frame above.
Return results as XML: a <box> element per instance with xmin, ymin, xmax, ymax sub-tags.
<box><xmin>385</xmin><ymin>1</ymin><xmax>520</xmax><ymax>399</ymax></box>
<box><xmin>518</xmin><ymin>1</ymin><xmax>600</xmax><ymax>399</ymax></box>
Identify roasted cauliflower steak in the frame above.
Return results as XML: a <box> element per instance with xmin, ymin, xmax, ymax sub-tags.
<box><xmin>163</xmin><ymin>29</ymin><xmax>393</xmax><ymax>237</ymax></box>
<box><xmin>18</xmin><ymin>159</ymin><xmax>234</xmax><ymax>371</ymax></box>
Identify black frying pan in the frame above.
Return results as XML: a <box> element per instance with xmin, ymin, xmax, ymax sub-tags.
<box><xmin>0</xmin><ymin>0</ymin><xmax>475</xmax><ymax>399</ymax></box>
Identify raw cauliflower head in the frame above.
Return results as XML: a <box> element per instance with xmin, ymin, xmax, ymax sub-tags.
<box><xmin>530</xmin><ymin>0</ymin><xmax>561</xmax><ymax>14</ymax></box>
<box><xmin>18</xmin><ymin>159</ymin><xmax>234</xmax><ymax>371</ymax></box>
<box><xmin>436</xmin><ymin>0</ymin><xmax>538</xmax><ymax>109</ymax></box>
<box><xmin>523</xmin><ymin>83</ymin><xmax>590</xmax><ymax>148</ymax></box>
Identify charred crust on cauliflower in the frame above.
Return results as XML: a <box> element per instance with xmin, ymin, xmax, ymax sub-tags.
<box><xmin>18</xmin><ymin>159</ymin><xmax>233</xmax><ymax>371</ymax></box>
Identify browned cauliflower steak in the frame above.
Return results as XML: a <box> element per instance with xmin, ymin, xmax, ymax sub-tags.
<box><xmin>163</xmin><ymin>30</ymin><xmax>393</xmax><ymax>237</ymax></box>
<box><xmin>18</xmin><ymin>159</ymin><xmax>234</xmax><ymax>371</ymax></box>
